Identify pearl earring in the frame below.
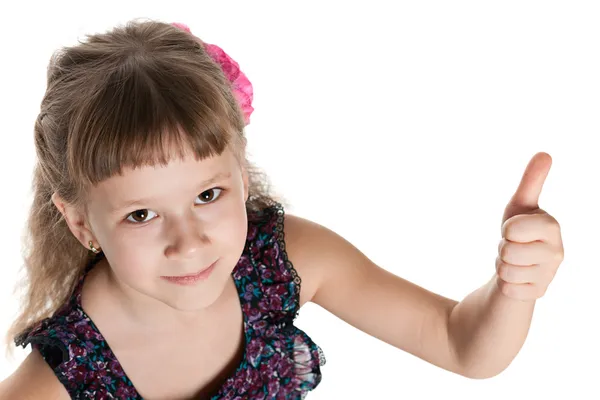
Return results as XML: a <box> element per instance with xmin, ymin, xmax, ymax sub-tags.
<box><xmin>88</xmin><ymin>241</ymin><xmax>101</xmax><ymax>254</ymax></box>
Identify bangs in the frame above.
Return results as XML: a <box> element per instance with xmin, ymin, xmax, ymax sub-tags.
<box><xmin>65</xmin><ymin>40</ymin><xmax>245</xmax><ymax>189</ymax></box>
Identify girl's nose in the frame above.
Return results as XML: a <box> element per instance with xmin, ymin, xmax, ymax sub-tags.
<box><xmin>164</xmin><ymin>215</ymin><xmax>209</xmax><ymax>260</ymax></box>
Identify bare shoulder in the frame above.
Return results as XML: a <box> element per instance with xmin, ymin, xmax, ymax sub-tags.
<box><xmin>282</xmin><ymin>212</ymin><xmax>387</xmax><ymax>310</ymax></box>
<box><xmin>0</xmin><ymin>349</ymin><xmax>69</xmax><ymax>400</ymax></box>
<box><xmin>282</xmin><ymin>212</ymin><xmax>386</xmax><ymax>309</ymax></box>
<box><xmin>281</xmin><ymin>213</ymin><xmax>329</xmax><ymax>306</ymax></box>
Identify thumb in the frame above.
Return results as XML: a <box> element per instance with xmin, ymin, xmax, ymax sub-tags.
<box><xmin>502</xmin><ymin>152</ymin><xmax>552</xmax><ymax>223</ymax></box>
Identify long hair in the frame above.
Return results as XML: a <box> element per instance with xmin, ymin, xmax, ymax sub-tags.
<box><xmin>5</xmin><ymin>19</ymin><xmax>283</xmax><ymax>355</ymax></box>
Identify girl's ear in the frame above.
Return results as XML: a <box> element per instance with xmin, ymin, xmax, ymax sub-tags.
<box><xmin>51</xmin><ymin>192</ymin><xmax>97</xmax><ymax>250</ymax></box>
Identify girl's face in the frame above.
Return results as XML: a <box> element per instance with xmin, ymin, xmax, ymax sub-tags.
<box><xmin>82</xmin><ymin>146</ymin><xmax>249</xmax><ymax>312</ymax></box>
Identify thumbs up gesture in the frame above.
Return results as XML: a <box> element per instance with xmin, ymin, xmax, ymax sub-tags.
<box><xmin>496</xmin><ymin>152</ymin><xmax>564</xmax><ymax>301</ymax></box>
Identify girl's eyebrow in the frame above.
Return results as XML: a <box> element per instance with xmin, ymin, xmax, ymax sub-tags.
<box><xmin>108</xmin><ymin>171</ymin><xmax>231</xmax><ymax>213</ymax></box>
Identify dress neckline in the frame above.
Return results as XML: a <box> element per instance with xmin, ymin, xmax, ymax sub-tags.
<box><xmin>72</xmin><ymin>254</ymin><xmax>250</xmax><ymax>399</ymax></box>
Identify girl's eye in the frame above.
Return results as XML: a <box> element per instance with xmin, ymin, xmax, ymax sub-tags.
<box><xmin>195</xmin><ymin>188</ymin><xmax>223</xmax><ymax>205</ymax></box>
<box><xmin>125</xmin><ymin>188</ymin><xmax>223</xmax><ymax>224</ymax></box>
<box><xmin>126</xmin><ymin>209</ymin><xmax>157</xmax><ymax>224</ymax></box>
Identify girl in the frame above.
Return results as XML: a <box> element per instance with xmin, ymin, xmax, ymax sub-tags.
<box><xmin>0</xmin><ymin>20</ymin><xmax>564</xmax><ymax>399</ymax></box>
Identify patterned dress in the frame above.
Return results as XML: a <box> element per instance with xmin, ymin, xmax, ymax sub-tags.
<box><xmin>15</xmin><ymin>203</ymin><xmax>326</xmax><ymax>399</ymax></box>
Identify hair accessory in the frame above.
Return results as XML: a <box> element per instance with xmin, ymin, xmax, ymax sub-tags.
<box><xmin>172</xmin><ymin>22</ymin><xmax>254</xmax><ymax>125</ymax></box>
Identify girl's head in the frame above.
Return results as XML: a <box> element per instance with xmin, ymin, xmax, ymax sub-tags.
<box><xmin>7</xmin><ymin>19</ymin><xmax>279</xmax><ymax>349</ymax></box>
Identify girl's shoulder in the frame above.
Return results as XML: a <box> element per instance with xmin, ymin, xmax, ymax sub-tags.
<box><xmin>278</xmin><ymin>211</ymin><xmax>325</xmax><ymax>308</ymax></box>
<box><xmin>0</xmin><ymin>349</ymin><xmax>70</xmax><ymax>400</ymax></box>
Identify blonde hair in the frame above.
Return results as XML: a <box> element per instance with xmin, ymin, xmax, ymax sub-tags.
<box><xmin>6</xmin><ymin>19</ymin><xmax>283</xmax><ymax>356</ymax></box>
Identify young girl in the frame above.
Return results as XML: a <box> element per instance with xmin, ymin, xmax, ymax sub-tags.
<box><xmin>0</xmin><ymin>19</ymin><xmax>564</xmax><ymax>400</ymax></box>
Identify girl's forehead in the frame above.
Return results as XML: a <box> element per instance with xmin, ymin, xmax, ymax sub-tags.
<box><xmin>89</xmin><ymin>149</ymin><xmax>237</xmax><ymax>208</ymax></box>
<box><xmin>115</xmin><ymin>146</ymin><xmax>235</xmax><ymax>180</ymax></box>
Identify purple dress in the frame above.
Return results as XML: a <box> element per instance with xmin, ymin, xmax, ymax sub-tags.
<box><xmin>15</xmin><ymin>203</ymin><xmax>326</xmax><ymax>399</ymax></box>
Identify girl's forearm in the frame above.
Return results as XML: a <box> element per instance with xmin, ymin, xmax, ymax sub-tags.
<box><xmin>447</xmin><ymin>274</ymin><xmax>536</xmax><ymax>379</ymax></box>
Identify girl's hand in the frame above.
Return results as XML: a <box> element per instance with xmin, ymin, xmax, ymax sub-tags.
<box><xmin>496</xmin><ymin>152</ymin><xmax>564</xmax><ymax>301</ymax></box>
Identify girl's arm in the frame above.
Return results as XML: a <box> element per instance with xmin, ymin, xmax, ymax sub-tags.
<box><xmin>0</xmin><ymin>349</ymin><xmax>70</xmax><ymax>400</ymax></box>
<box><xmin>287</xmin><ymin>152</ymin><xmax>563</xmax><ymax>379</ymax></box>
<box><xmin>446</xmin><ymin>274</ymin><xmax>536</xmax><ymax>378</ymax></box>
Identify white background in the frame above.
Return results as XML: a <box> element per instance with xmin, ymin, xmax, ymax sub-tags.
<box><xmin>0</xmin><ymin>1</ymin><xmax>598</xmax><ymax>398</ymax></box>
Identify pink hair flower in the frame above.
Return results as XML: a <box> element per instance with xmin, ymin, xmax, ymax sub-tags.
<box><xmin>172</xmin><ymin>22</ymin><xmax>254</xmax><ymax>125</ymax></box>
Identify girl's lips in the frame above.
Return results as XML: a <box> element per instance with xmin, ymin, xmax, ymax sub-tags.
<box><xmin>161</xmin><ymin>260</ymin><xmax>217</xmax><ymax>285</ymax></box>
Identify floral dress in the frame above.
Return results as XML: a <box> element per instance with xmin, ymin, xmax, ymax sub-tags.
<box><xmin>15</xmin><ymin>203</ymin><xmax>326</xmax><ymax>399</ymax></box>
